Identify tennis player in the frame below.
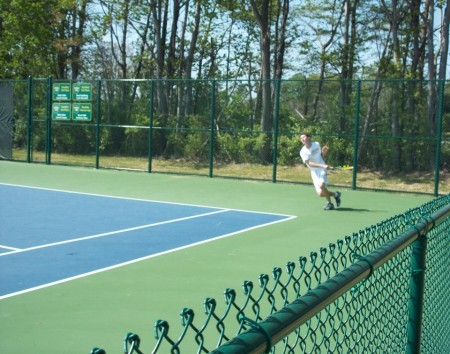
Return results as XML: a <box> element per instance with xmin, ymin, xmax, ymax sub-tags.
<box><xmin>299</xmin><ymin>132</ymin><xmax>341</xmax><ymax>210</ymax></box>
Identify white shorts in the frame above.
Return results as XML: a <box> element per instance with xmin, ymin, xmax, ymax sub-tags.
<box><xmin>310</xmin><ymin>169</ymin><xmax>328</xmax><ymax>193</ymax></box>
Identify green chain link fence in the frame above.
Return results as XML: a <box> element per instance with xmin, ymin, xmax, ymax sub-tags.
<box><xmin>89</xmin><ymin>194</ymin><xmax>449</xmax><ymax>354</ymax></box>
<box><xmin>1</xmin><ymin>78</ymin><xmax>449</xmax><ymax>195</ymax></box>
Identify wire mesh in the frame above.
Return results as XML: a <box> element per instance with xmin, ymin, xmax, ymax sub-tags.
<box><xmin>87</xmin><ymin>194</ymin><xmax>449</xmax><ymax>354</ymax></box>
<box><xmin>4</xmin><ymin>78</ymin><xmax>449</xmax><ymax>195</ymax></box>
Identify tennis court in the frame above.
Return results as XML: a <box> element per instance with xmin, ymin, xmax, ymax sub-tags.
<box><xmin>0</xmin><ymin>161</ymin><xmax>433</xmax><ymax>354</ymax></box>
<box><xmin>0</xmin><ymin>183</ymin><xmax>294</xmax><ymax>299</ymax></box>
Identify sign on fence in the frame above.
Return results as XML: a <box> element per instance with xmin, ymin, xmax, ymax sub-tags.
<box><xmin>72</xmin><ymin>103</ymin><xmax>92</xmax><ymax>121</ymax></box>
<box><xmin>52</xmin><ymin>83</ymin><xmax>71</xmax><ymax>101</ymax></box>
<box><xmin>52</xmin><ymin>82</ymin><xmax>92</xmax><ymax>121</ymax></box>
<box><xmin>72</xmin><ymin>83</ymin><xmax>92</xmax><ymax>101</ymax></box>
<box><xmin>52</xmin><ymin>103</ymin><xmax>71</xmax><ymax>120</ymax></box>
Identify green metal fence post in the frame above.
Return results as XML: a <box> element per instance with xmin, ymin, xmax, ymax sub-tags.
<box><xmin>406</xmin><ymin>232</ymin><xmax>427</xmax><ymax>354</ymax></box>
<box><xmin>433</xmin><ymin>79</ymin><xmax>444</xmax><ymax>196</ymax></box>
<box><xmin>26</xmin><ymin>76</ymin><xmax>33</xmax><ymax>163</ymax></box>
<box><xmin>46</xmin><ymin>76</ymin><xmax>53</xmax><ymax>165</ymax></box>
<box><xmin>95</xmin><ymin>80</ymin><xmax>102</xmax><ymax>169</ymax></box>
<box><xmin>209</xmin><ymin>79</ymin><xmax>216</xmax><ymax>178</ymax></box>
<box><xmin>352</xmin><ymin>80</ymin><xmax>361</xmax><ymax>190</ymax></box>
<box><xmin>148</xmin><ymin>80</ymin><xmax>155</xmax><ymax>173</ymax></box>
<box><xmin>272</xmin><ymin>79</ymin><xmax>281</xmax><ymax>183</ymax></box>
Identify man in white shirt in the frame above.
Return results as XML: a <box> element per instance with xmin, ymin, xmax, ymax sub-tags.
<box><xmin>299</xmin><ymin>132</ymin><xmax>341</xmax><ymax>210</ymax></box>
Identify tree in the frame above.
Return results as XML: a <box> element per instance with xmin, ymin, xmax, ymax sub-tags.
<box><xmin>0</xmin><ymin>0</ymin><xmax>93</xmax><ymax>79</ymax></box>
<box><xmin>0</xmin><ymin>1</ymin><xmax>64</xmax><ymax>77</ymax></box>
<box><xmin>149</xmin><ymin>0</ymin><xmax>169</xmax><ymax>115</ymax></box>
<box><xmin>249</xmin><ymin>0</ymin><xmax>272</xmax><ymax>163</ymax></box>
<box><xmin>437</xmin><ymin>0</ymin><xmax>449</xmax><ymax>82</ymax></box>
<box><xmin>297</xmin><ymin>0</ymin><xmax>344</xmax><ymax>121</ymax></box>
<box><xmin>63</xmin><ymin>0</ymin><xmax>90</xmax><ymax>79</ymax></box>
<box><xmin>338</xmin><ymin>0</ymin><xmax>359</xmax><ymax>134</ymax></box>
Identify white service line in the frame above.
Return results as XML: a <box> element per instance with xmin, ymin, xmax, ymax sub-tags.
<box><xmin>0</xmin><ymin>214</ymin><xmax>295</xmax><ymax>301</ymax></box>
<box><xmin>0</xmin><ymin>245</ymin><xmax>22</xmax><ymax>251</ymax></box>
<box><xmin>0</xmin><ymin>209</ymin><xmax>229</xmax><ymax>257</ymax></box>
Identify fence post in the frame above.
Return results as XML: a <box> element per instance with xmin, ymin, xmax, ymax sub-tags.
<box><xmin>95</xmin><ymin>80</ymin><xmax>102</xmax><ymax>169</ymax></box>
<box><xmin>406</xmin><ymin>232</ymin><xmax>427</xmax><ymax>354</ymax></box>
<box><xmin>209</xmin><ymin>79</ymin><xmax>216</xmax><ymax>178</ymax></box>
<box><xmin>46</xmin><ymin>76</ymin><xmax>53</xmax><ymax>165</ymax></box>
<box><xmin>272</xmin><ymin>79</ymin><xmax>281</xmax><ymax>183</ymax></box>
<box><xmin>27</xmin><ymin>76</ymin><xmax>33</xmax><ymax>163</ymax></box>
<box><xmin>433</xmin><ymin>79</ymin><xmax>444</xmax><ymax>196</ymax></box>
<box><xmin>352</xmin><ymin>80</ymin><xmax>361</xmax><ymax>190</ymax></box>
<box><xmin>148</xmin><ymin>80</ymin><xmax>155</xmax><ymax>173</ymax></box>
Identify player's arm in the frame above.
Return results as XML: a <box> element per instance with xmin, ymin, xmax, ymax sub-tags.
<box><xmin>318</xmin><ymin>143</ymin><xmax>331</xmax><ymax>169</ymax></box>
<box><xmin>305</xmin><ymin>159</ymin><xmax>330</xmax><ymax>169</ymax></box>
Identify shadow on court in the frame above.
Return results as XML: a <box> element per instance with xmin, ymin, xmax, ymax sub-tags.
<box><xmin>335</xmin><ymin>207</ymin><xmax>373</xmax><ymax>212</ymax></box>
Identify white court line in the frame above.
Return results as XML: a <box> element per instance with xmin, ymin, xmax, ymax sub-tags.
<box><xmin>0</xmin><ymin>182</ymin><xmax>297</xmax><ymax>300</ymax></box>
<box><xmin>0</xmin><ymin>182</ymin><xmax>295</xmax><ymax>218</ymax></box>
<box><xmin>0</xmin><ymin>209</ymin><xmax>229</xmax><ymax>257</ymax></box>
<box><xmin>0</xmin><ymin>245</ymin><xmax>22</xmax><ymax>251</ymax></box>
<box><xmin>0</xmin><ymin>215</ymin><xmax>295</xmax><ymax>300</ymax></box>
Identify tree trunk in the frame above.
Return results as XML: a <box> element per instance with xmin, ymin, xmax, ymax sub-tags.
<box><xmin>311</xmin><ymin>0</ymin><xmax>343</xmax><ymax>121</ymax></box>
<box><xmin>184</xmin><ymin>0</ymin><xmax>201</xmax><ymax>116</ymax></box>
<box><xmin>71</xmin><ymin>0</ymin><xmax>88</xmax><ymax>80</ymax></box>
<box><xmin>438</xmin><ymin>0</ymin><xmax>450</xmax><ymax>81</ymax></box>
<box><xmin>250</xmin><ymin>0</ymin><xmax>272</xmax><ymax>163</ymax></box>
<box><xmin>149</xmin><ymin>0</ymin><xmax>169</xmax><ymax>115</ymax></box>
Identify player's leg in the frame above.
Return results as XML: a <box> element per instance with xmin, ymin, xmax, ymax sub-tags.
<box><xmin>311</xmin><ymin>171</ymin><xmax>341</xmax><ymax>210</ymax></box>
<box><xmin>312</xmin><ymin>171</ymin><xmax>335</xmax><ymax>210</ymax></box>
<box><xmin>334</xmin><ymin>191</ymin><xmax>341</xmax><ymax>207</ymax></box>
<box><xmin>318</xmin><ymin>170</ymin><xmax>341</xmax><ymax>207</ymax></box>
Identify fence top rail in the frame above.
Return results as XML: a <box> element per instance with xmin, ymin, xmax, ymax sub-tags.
<box><xmin>2</xmin><ymin>78</ymin><xmax>449</xmax><ymax>83</ymax></box>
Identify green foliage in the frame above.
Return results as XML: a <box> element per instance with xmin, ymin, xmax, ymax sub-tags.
<box><xmin>0</xmin><ymin>0</ymin><xmax>83</xmax><ymax>78</ymax></box>
<box><xmin>215</xmin><ymin>133</ymin><xmax>267</xmax><ymax>163</ymax></box>
<box><xmin>122</xmin><ymin>127</ymin><xmax>148</xmax><ymax>156</ymax></box>
<box><xmin>276</xmin><ymin>135</ymin><xmax>300</xmax><ymax>166</ymax></box>
<box><xmin>5</xmin><ymin>77</ymin><xmax>449</xmax><ymax>176</ymax></box>
<box><xmin>164</xmin><ymin>131</ymin><xmax>190</xmax><ymax>159</ymax></box>
<box><xmin>183</xmin><ymin>132</ymin><xmax>210</xmax><ymax>161</ymax></box>
<box><xmin>51</xmin><ymin>124</ymin><xmax>95</xmax><ymax>154</ymax></box>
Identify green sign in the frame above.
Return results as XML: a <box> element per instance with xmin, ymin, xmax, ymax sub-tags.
<box><xmin>73</xmin><ymin>83</ymin><xmax>92</xmax><ymax>101</ymax></box>
<box><xmin>53</xmin><ymin>83</ymin><xmax>71</xmax><ymax>100</ymax></box>
<box><xmin>72</xmin><ymin>103</ymin><xmax>92</xmax><ymax>121</ymax></box>
<box><xmin>52</xmin><ymin>103</ymin><xmax>71</xmax><ymax>120</ymax></box>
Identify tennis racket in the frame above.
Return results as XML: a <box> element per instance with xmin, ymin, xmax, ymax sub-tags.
<box><xmin>331</xmin><ymin>165</ymin><xmax>354</xmax><ymax>171</ymax></box>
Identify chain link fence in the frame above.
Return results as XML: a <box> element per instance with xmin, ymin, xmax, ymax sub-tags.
<box><xmin>86</xmin><ymin>194</ymin><xmax>449</xmax><ymax>354</ymax></box>
<box><xmin>1</xmin><ymin>78</ymin><xmax>449</xmax><ymax>195</ymax></box>
<box><xmin>1</xmin><ymin>78</ymin><xmax>448</xmax><ymax>352</ymax></box>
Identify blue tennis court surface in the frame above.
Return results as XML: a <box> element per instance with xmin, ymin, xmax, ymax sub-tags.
<box><xmin>0</xmin><ymin>183</ymin><xmax>295</xmax><ymax>299</ymax></box>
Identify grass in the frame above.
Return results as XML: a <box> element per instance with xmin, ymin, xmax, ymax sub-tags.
<box><xmin>10</xmin><ymin>149</ymin><xmax>450</xmax><ymax>195</ymax></box>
